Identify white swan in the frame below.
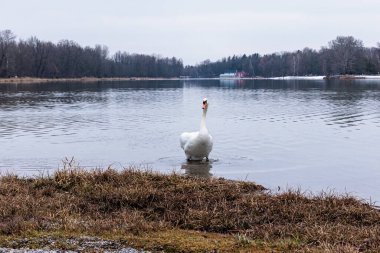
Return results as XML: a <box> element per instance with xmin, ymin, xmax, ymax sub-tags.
<box><xmin>180</xmin><ymin>98</ymin><xmax>213</xmax><ymax>161</ymax></box>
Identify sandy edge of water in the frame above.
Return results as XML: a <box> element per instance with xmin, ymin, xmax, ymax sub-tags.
<box><xmin>0</xmin><ymin>77</ymin><xmax>180</xmax><ymax>84</ymax></box>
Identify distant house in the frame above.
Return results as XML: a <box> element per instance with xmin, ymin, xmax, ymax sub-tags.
<box><xmin>219</xmin><ymin>72</ymin><xmax>236</xmax><ymax>78</ymax></box>
<box><xmin>219</xmin><ymin>71</ymin><xmax>247</xmax><ymax>79</ymax></box>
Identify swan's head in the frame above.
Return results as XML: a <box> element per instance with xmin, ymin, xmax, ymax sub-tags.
<box><xmin>202</xmin><ymin>98</ymin><xmax>208</xmax><ymax>110</ymax></box>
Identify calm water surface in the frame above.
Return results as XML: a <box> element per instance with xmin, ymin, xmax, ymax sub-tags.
<box><xmin>1</xmin><ymin>80</ymin><xmax>379</xmax><ymax>201</ymax></box>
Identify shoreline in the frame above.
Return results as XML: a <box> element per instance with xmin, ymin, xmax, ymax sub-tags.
<box><xmin>0</xmin><ymin>167</ymin><xmax>379</xmax><ymax>252</ymax></box>
<box><xmin>1</xmin><ymin>74</ymin><xmax>380</xmax><ymax>84</ymax></box>
<box><xmin>0</xmin><ymin>77</ymin><xmax>181</xmax><ymax>84</ymax></box>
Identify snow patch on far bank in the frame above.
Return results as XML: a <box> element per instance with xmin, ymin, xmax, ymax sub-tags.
<box><xmin>268</xmin><ymin>75</ymin><xmax>380</xmax><ymax>80</ymax></box>
<box><xmin>268</xmin><ymin>76</ymin><xmax>325</xmax><ymax>80</ymax></box>
<box><xmin>355</xmin><ymin>75</ymin><xmax>380</xmax><ymax>79</ymax></box>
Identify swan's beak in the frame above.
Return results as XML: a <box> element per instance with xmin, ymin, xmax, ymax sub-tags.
<box><xmin>202</xmin><ymin>98</ymin><xmax>208</xmax><ymax>109</ymax></box>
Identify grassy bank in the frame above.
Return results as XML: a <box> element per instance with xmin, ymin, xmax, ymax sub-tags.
<box><xmin>0</xmin><ymin>168</ymin><xmax>379</xmax><ymax>252</ymax></box>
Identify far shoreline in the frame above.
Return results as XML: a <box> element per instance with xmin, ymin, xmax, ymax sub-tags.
<box><xmin>0</xmin><ymin>76</ymin><xmax>180</xmax><ymax>84</ymax></box>
<box><xmin>1</xmin><ymin>74</ymin><xmax>380</xmax><ymax>84</ymax></box>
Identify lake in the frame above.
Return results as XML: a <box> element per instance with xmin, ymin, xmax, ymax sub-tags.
<box><xmin>1</xmin><ymin>79</ymin><xmax>379</xmax><ymax>202</ymax></box>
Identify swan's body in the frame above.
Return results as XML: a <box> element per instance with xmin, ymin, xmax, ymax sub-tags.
<box><xmin>180</xmin><ymin>98</ymin><xmax>213</xmax><ymax>161</ymax></box>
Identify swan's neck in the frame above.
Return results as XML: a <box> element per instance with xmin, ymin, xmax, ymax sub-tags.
<box><xmin>200</xmin><ymin>108</ymin><xmax>208</xmax><ymax>131</ymax></box>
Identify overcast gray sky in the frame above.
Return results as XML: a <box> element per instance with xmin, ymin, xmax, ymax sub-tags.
<box><xmin>2</xmin><ymin>0</ymin><xmax>380</xmax><ymax>65</ymax></box>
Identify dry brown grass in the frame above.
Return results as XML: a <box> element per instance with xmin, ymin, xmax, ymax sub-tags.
<box><xmin>0</xmin><ymin>166</ymin><xmax>379</xmax><ymax>252</ymax></box>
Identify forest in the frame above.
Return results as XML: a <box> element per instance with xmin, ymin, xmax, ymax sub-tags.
<box><xmin>1</xmin><ymin>29</ymin><xmax>379</xmax><ymax>78</ymax></box>
<box><xmin>0</xmin><ymin>30</ymin><xmax>183</xmax><ymax>78</ymax></box>
<box><xmin>184</xmin><ymin>36</ymin><xmax>380</xmax><ymax>78</ymax></box>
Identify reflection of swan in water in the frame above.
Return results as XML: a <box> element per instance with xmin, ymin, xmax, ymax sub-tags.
<box><xmin>181</xmin><ymin>160</ymin><xmax>212</xmax><ymax>178</ymax></box>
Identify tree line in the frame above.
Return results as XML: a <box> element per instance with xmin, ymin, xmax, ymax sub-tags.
<box><xmin>184</xmin><ymin>36</ymin><xmax>380</xmax><ymax>77</ymax></box>
<box><xmin>0</xmin><ymin>30</ymin><xmax>183</xmax><ymax>78</ymax></box>
<box><xmin>1</xmin><ymin>29</ymin><xmax>379</xmax><ymax>78</ymax></box>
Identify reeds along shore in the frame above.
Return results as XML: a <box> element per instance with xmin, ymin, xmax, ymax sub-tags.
<box><xmin>0</xmin><ymin>167</ymin><xmax>379</xmax><ymax>252</ymax></box>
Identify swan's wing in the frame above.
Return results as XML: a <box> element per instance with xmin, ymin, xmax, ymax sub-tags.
<box><xmin>180</xmin><ymin>132</ymin><xmax>191</xmax><ymax>149</ymax></box>
<box><xmin>180</xmin><ymin>131</ymin><xmax>197</xmax><ymax>149</ymax></box>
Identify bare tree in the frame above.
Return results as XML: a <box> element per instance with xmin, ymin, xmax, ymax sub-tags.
<box><xmin>328</xmin><ymin>36</ymin><xmax>364</xmax><ymax>74</ymax></box>
<box><xmin>376</xmin><ymin>43</ymin><xmax>380</xmax><ymax>74</ymax></box>
<box><xmin>0</xmin><ymin>30</ymin><xmax>16</xmax><ymax>77</ymax></box>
